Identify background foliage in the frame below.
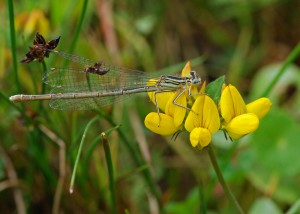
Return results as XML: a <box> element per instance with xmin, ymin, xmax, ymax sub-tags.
<box><xmin>1</xmin><ymin>0</ymin><xmax>300</xmax><ymax>213</ymax></box>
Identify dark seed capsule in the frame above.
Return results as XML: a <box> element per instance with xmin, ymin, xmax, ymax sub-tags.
<box><xmin>20</xmin><ymin>32</ymin><xmax>61</xmax><ymax>63</ymax></box>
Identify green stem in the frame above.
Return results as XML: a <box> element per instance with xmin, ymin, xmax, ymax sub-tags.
<box><xmin>93</xmin><ymin>109</ymin><xmax>162</xmax><ymax>211</ymax></box>
<box><xmin>286</xmin><ymin>198</ymin><xmax>300</xmax><ymax>214</ymax></box>
<box><xmin>40</xmin><ymin>61</ymin><xmax>47</xmax><ymax>94</ymax></box>
<box><xmin>206</xmin><ymin>145</ymin><xmax>244</xmax><ymax>214</ymax></box>
<box><xmin>261</xmin><ymin>42</ymin><xmax>300</xmax><ymax>97</ymax></box>
<box><xmin>0</xmin><ymin>92</ymin><xmax>22</xmax><ymax>112</ymax></box>
<box><xmin>101</xmin><ymin>132</ymin><xmax>117</xmax><ymax>214</ymax></box>
<box><xmin>7</xmin><ymin>0</ymin><xmax>21</xmax><ymax>93</ymax></box>
<box><xmin>39</xmin><ymin>61</ymin><xmax>49</xmax><ymax>115</ymax></box>
<box><xmin>68</xmin><ymin>0</ymin><xmax>89</xmax><ymax>53</ymax></box>
<box><xmin>198</xmin><ymin>180</ymin><xmax>206</xmax><ymax>214</ymax></box>
<box><xmin>69</xmin><ymin>116</ymin><xmax>99</xmax><ymax>193</ymax></box>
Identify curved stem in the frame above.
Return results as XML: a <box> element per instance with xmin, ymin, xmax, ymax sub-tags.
<box><xmin>69</xmin><ymin>116</ymin><xmax>99</xmax><ymax>193</ymax></box>
<box><xmin>68</xmin><ymin>0</ymin><xmax>89</xmax><ymax>53</ymax></box>
<box><xmin>262</xmin><ymin>42</ymin><xmax>300</xmax><ymax>97</ymax></box>
<box><xmin>101</xmin><ymin>132</ymin><xmax>117</xmax><ymax>214</ymax></box>
<box><xmin>93</xmin><ymin>109</ymin><xmax>162</xmax><ymax>211</ymax></box>
<box><xmin>206</xmin><ymin>145</ymin><xmax>244</xmax><ymax>214</ymax></box>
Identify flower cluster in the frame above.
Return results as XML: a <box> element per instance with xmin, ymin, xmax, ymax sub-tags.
<box><xmin>144</xmin><ymin>62</ymin><xmax>272</xmax><ymax>149</ymax></box>
<box><xmin>20</xmin><ymin>32</ymin><xmax>60</xmax><ymax>63</ymax></box>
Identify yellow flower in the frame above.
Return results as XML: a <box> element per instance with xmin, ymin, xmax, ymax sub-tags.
<box><xmin>145</xmin><ymin>89</ymin><xmax>187</xmax><ymax>135</ymax></box>
<box><xmin>184</xmin><ymin>94</ymin><xmax>220</xmax><ymax>148</ymax></box>
<box><xmin>246</xmin><ymin>97</ymin><xmax>272</xmax><ymax>119</ymax></box>
<box><xmin>145</xmin><ymin>62</ymin><xmax>194</xmax><ymax>135</ymax></box>
<box><xmin>220</xmin><ymin>84</ymin><xmax>272</xmax><ymax>140</ymax></box>
<box><xmin>15</xmin><ymin>9</ymin><xmax>50</xmax><ymax>37</ymax></box>
<box><xmin>144</xmin><ymin>113</ymin><xmax>178</xmax><ymax>136</ymax></box>
<box><xmin>147</xmin><ymin>61</ymin><xmax>197</xmax><ymax>110</ymax></box>
<box><xmin>147</xmin><ymin>78</ymin><xmax>175</xmax><ymax>112</ymax></box>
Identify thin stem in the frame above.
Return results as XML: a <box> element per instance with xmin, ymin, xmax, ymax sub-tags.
<box><xmin>40</xmin><ymin>61</ymin><xmax>47</xmax><ymax>94</ymax></box>
<box><xmin>69</xmin><ymin>116</ymin><xmax>99</xmax><ymax>193</ymax></box>
<box><xmin>39</xmin><ymin>61</ymin><xmax>52</xmax><ymax>122</ymax></box>
<box><xmin>261</xmin><ymin>42</ymin><xmax>300</xmax><ymax>97</ymax></box>
<box><xmin>0</xmin><ymin>146</ymin><xmax>26</xmax><ymax>214</ymax></box>
<box><xmin>39</xmin><ymin>125</ymin><xmax>66</xmax><ymax>214</ymax></box>
<box><xmin>286</xmin><ymin>198</ymin><xmax>300</xmax><ymax>214</ymax></box>
<box><xmin>7</xmin><ymin>0</ymin><xmax>21</xmax><ymax>93</ymax></box>
<box><xmin>206</xmin><ymin>145</ymin><xmax>244</xmax><ymax>214</ymax></box>
<box><xmin>0</xmin><ymin>92</ymin><xmax>22</xmax><ymax>112</ymax></box>
<box><xmin>198</xmin><ymin>180</ymin><xmax>206</xmax><ymax>214</ymax></box>
<box><xmin>82</xmin><ymin>125</ymin><xmax>121</xmax><ymax>172</ymax></box>
<box><xmin>93</xmin><ymin>109</ymin><xmax>162</xmax><ymax>211</ymax></box>
<box><xmin>101</xmin><ymin>132</ymin><xmax>117</xmax><ymax>214</ymax></box>
<box><xmin>68</xmin><ymin>0</ymin><xmax>89</xmax><ymax>54</ymax></box>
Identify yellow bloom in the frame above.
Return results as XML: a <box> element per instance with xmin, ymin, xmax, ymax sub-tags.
<box><xmin>224</xmin><ymin>113</ymin><xmax>259</xmax><ymax>140</ymax></box>
<box><xmin>184</xmin><ymin>95</ymin><xmax>220</xmax><ymax>148</ymax></box>
<box><xmin>246</xmin><ymin>97</ymin><xmax>272</xmax><ymax>119</ymax></box>
<box><xmin>15</xmin><ymin>9</ymin><xmax>50</xmax><ymax>37</ymax></box>
<box><xmin>145</xmin><ymin>62</ymin><xmax>194</xmax><ymax>135</ymax></box>
<box><xmin>144</xmin><ymin>90</ymin><xmax>187</xmax><ymax>135</ymax></box>
<box><xmin>147</xmin><ymin>78</ymin><xmax>175</xmax><ymax>112</ymax></box>
<box><xmin>220</xmin><ymin>84</ymin><xmax>272</xmax><ymax>140</ymax></box>
<box><xmin>144</xmin><ymin>113</ymin><xmax>178</xmax><ymax>136</ymax></box>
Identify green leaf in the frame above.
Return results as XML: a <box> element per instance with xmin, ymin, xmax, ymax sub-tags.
<box><xmin>239</xmin><ymin>107</ymin><xmax>300</xmax><ymax>203</ymax></box>
<box><xmin>165</xmin><ymin>187</ymin><xmax>199</xmax><ymax>214</ymax></box>
<box><xmin>249</xmin><ymin>197</ymin><xmax>282</xmax><ymax>214</ymax></box>
<box><xmin>205</xmin><ymin>75</ymin><xmax>225</xmax><ymax>104</ymax></box>
<box><xmin>252</xmin><ymin>108</ymin><xmax>300</xmax><ymax>177</ymax></box>
<box><xmin>286</xmin><ymin>198</ymin><xmax>300</xmax><ymax>214</ymax></box>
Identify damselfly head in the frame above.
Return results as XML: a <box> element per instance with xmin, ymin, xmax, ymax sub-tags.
<box><xmin>189</xmin><ymin>70</ymin><xmax>201</xmax><ymax>85</ymax></box>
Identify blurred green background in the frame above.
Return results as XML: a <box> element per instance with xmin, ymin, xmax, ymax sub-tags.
<box><xmin>1</xmin><ymin>0</ymin><xmax>300</xmax><ymax>213</ymax></box>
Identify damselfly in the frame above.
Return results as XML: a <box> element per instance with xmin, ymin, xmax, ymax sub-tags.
<box><xmin>10</xmin><ymin>50</ymin><xmax>202</xmax><ymax>111</ymax></box>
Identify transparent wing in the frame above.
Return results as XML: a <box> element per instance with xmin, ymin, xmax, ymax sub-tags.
<box><xmin>49</xmin><ymin>96</ymin><xmax>132</xmax><ymax>110</ymax></box>
<box><xmin>44</xmin><ymin>50</ymin><xmax>182</xmax><ymax>110</ymax></box>
<box><xmin>43</xmin><ymin>67</ymin><xmax>158</xmax><ymax>92</ymax></box>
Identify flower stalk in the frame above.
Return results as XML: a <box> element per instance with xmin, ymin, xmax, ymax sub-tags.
<box><xmin>206</xmin><ymin>145</ymin><xmax>245</xmax><ymax>214</ymax></box>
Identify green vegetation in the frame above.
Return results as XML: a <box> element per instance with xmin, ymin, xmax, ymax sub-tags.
<box><xmin>1</xmin><ymin>0</ymin><xmax>300</xmax><ymax>213</ymax></box>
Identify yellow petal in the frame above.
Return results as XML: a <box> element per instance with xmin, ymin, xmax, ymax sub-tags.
<box><xmin>144</xmin><ymin>112</ymin><xmax>178</xmax><ymax>136</ymax></box>
<box><xmin>190</xmin><ymin>127</ymin><xmax>212</xmax><ymax>148</ymax></box>
<box><xmin>202</xmin><ymin>96</ymin><xmax>220</xmax><ymax>133</ymax></box>
<box><xmin>246</xmin><ymin>97</ymin><xmax>272</xmax><ymax>119</ymax></box>
<box><xmin>181</xmin><ymin>61</ymin><xmax>192</xmax><ymax>77</ymax></box>
<box><xmin>188</xmin><ymin>85</ymin><xmax>199</xmax><ymax>96</ymax></box>
<box><xmin>147</xmin><ymin>78</ymin><xmax>157</xmax><ymax>87</ymax></box>
<box><xmin>185</xmin><ymin>95</ymin><xmax>220</xmax><ymax>133</ymax></box>
<box><xmin>147</xmin><ymin>79</ymin><xmax>157</xmax><ymax>102</ymax></box>
<box><xmin>147</xmin><ymin>78</ymin><xmax>175</xmax><ymax>112</ymax></box>
<box><xmin>224</xmin><ymin>113</ymin><xmax>259</xmax><ymax>140</ymax></box>
<box><xmin>24</xmin><ymin>10</ymin><xmax>49</xmax><ymax>36</ymax></box>
<box><xmin>185</xmin><ymin>95</ymin><xmax>204</xmax><ymax>132</ymax></box>
<box><xmin>165</xmin><ymin>91</ymin><xmax>187</xmax><ymax>127</ymax></box>
<box><xmin>199</xmin><ymin>81</ymin><xmax>206</xmax><ymax>93</ymax></box>
<box><xmin>15</xmin><ymin>12</ymin><xmax>27</xmax><ymax>32</ymax></box>
<box><xmin>220</xmin><ymin>84</ymin><xmax>247</xmax><ymax>123</ymax></box>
